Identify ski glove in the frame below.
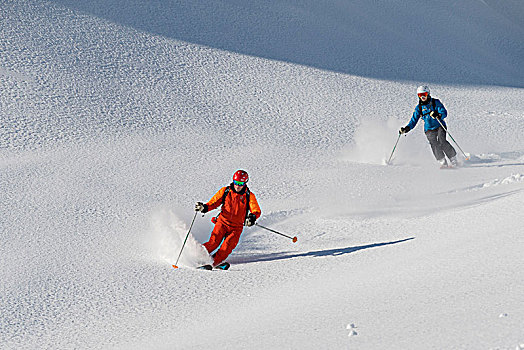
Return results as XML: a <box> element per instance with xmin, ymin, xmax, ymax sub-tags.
<box><xmin>430</xmin><ymin>111</ymin><xmax>441</xmax><ymax>119</ymax></box>
<box><xmin>195</xmin><ymin>202</ymin><xmax>208</xmax><ymax>213</ymax></box>
<box><xmin>245</xmin><ymin>213</ymin><xmax>256</xmax><ymax>227</ymax></box>
<box><xmin>399</xmin><ymin>126</ymin><xmax>410</xmax><ymax>134</ymax></box>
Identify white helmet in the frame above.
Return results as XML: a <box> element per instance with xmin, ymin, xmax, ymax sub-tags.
<box><xmin>417</xmin><ymin>85</ymin><xmax>430</xmax><ymax>95</ymax></box>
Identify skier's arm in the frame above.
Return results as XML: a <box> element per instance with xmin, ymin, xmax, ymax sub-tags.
<box><xmin>434</xmin><ymin>99</ymin><xmax>447</xmax><ymax>120</ymax></box>
<box><xmin>406</xmin><ymin>107</ymin><xmax>421</xmax><ymax>130</ymax></box>
<box><xmin>248</xmin><ymin>192</ymin><xmax>262</xmax><ymax>219</ymax></box>
<box><xmin>205</xmin><ymin>187</ymin><xmax>227</xmax><ymax>212</ymax></box>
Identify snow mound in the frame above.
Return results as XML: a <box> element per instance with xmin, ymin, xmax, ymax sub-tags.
<box><xmin>482</xmin><ymin>174</ymin><xmax>524</xmax><ymax>188</ymax></box>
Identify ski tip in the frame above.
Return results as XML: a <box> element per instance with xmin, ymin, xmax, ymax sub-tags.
<box><xmin>292</xmin><ymin>236</ymin><xmax>298</xmax><ymax>243</ymax></box>
<box><xmin>215</xmin><ymin>262</ymin><xmax>230</xmax><ymax>270</ymax></box>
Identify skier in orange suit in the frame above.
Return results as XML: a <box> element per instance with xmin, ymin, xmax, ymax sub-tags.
<box><xmin>195</xmin><ymin>170</ymin><xmax>261</xmax><ymax>266</ymax></box>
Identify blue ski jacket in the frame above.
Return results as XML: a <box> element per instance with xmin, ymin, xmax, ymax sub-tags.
<box><xmin>406</xmin><ymin>98</ymin><xmax>447</xmax><ymax>132</ymax></box>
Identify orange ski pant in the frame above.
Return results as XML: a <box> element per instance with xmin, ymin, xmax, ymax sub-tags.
<box><xmin>203</xmin><ymin>220</ymin><xmax>243</xmax><ymax>266</ymax></box>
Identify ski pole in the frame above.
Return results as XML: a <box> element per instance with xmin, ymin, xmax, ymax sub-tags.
<box><xmin>173</xmin><ymin>211</ymin><xmax>198</xmax><ymax>269</ymax></box>
<box><xmin>255</xmin><ymin>223</ymin><xmax>298</xmax><ymax>243</ymax></box>
<box><xmin>436</xmin><ymin>118</ymin><xmax>469</xmax><ymax>160</ymax></box>
<box><xmin>387</xmin><ymin>132</ymin><xmax>402</xmax><ymax>165</ymax></box>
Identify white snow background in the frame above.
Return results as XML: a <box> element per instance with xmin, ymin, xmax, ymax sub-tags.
<box><xmin>1</xmin><ymin>0</ymin><xmax>524</xmax><ymax>349</ymax></box>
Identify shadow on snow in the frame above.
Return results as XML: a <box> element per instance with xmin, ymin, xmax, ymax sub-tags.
<box><xmin>49</xmin><ymin>0</ymin><xmax>524</xmax><ymax>87</ymax></box>
<box><xmin>232</xmin><ymin>237</ymin><xmax>415</xmax><ymax>265</ymax></box>
<box><xmin>465</xmin><ymin>151</ymin><xmax>524</xmax><ymax>168</ymax></box>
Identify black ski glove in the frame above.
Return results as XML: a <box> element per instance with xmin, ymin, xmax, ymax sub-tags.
<box><xmin>245</xmin><ymin>213</ymin><xmax>256</xmax><ymax>227</ymax></box>
<box><xmin>195</xmin><ymin>202</ymin><xmax>208</xmax><ymax>213</ymax></box>
<box><xmin>399</xmin><ymin>126</ymin><xmax>410</xmax><ymax>134</ymax></box>
<box><xmin>430</xmin><ymin>111</ymin><xmax>441</xmax><ymax>119</ymax></box>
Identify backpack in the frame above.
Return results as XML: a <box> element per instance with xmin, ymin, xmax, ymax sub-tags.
<box><xmin>211</xmin><ymin>186</ymin><xmax>251</xmax><ymax>224</ymax></box>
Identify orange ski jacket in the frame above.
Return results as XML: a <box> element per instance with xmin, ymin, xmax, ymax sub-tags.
<box><xmin>206</xmin><ymin>185</ymin><xmax>261</xmax><ymax>228</ymax></box>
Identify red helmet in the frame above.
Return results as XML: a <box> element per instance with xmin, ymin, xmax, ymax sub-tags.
<box><xmin>233</xmin><ymin>170</ymin><xmax>249</xmax><ymax>183</ymax></box>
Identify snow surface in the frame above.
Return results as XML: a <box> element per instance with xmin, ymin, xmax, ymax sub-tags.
<box><xmin>1</xmin><ymin>0</ymin><xmax>523</xmax><ymax>349</ymax></box>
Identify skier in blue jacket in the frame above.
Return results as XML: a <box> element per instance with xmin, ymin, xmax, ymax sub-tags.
<box><xmin>399</xmin><ymin>85</ymin><xmax>457</xmax><ymax>167</ymax></box>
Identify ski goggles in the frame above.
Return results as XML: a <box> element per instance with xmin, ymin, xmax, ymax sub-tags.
<box><xmin>233</xmin><ymin>180</ymin><xmax>246</xmax><ymax>186</ymax></box>
<box><xmin>417</xmin><ymin>92</ymin><xmax>429</xmax><ymax>97</ymax></box>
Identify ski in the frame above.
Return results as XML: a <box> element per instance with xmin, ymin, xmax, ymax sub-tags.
<box><xmin>195</xmin><ymin>263</ymin><xmax>229</xmax><ymax>271</ymax></box>
<box><xmin>440</xmin><ymin>165</ymin><xmax>457</xmax><ymax>170</ymax></box>
<box><xmin>195</xmin><ymin>262</ymin><xmax>230</xmax><ymax>271</ymax></box>
<box><xmin>214</xmin><ymin>262</ymin><xmax>230</xmax><ymax>270</ymax></box>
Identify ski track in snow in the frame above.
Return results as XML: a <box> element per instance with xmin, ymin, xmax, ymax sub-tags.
<box><xmin>1</xmin><ymin>0</ymin><xmax>524</xmax><ymax>349</ymax></box>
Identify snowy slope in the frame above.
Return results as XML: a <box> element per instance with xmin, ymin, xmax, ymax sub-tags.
<box><xmin>1</xmin><ymin>0</ymin><xmax>524</xmax><ymax>349</ymax></box>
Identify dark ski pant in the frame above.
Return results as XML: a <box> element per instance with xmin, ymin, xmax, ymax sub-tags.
<box><xmin>425</xmin><ymin>127</ymin><xmax>457</xmax><ymax>161</ymax></box>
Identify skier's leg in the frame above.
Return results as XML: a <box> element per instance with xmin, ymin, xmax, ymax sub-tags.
<box><xmin>203</xmin><ymin>221</ymin><xmax>227</xmax><ymax>254</ymax></box>
<box><xmin>212</xmin><ymin>227</ymin><xmax>242</xmax><ymax>265</ymax></box>
<box><xmin>425</xmin><ymin>128</ymin><xmax>445</xmax><ymax>162</ymax></box>
<box><xmin>437</xmin><ymin>127</ymin><xmax>457</xmax><ymax>160</ymax></box>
